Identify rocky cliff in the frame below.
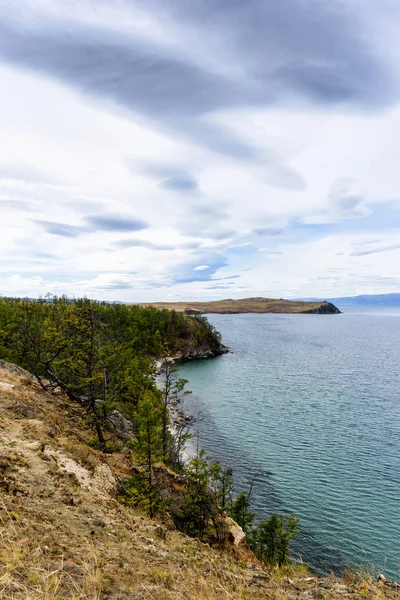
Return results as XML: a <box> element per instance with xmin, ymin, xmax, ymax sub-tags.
<box><xmin>302</xmin><ymin>301</ymin><xmax>341</xmax><ymax>314</ymax></box>
<box><xmin>174</xmin><ymin>314</ymin><xmax>229</xmax><ymax>359</ymax></box>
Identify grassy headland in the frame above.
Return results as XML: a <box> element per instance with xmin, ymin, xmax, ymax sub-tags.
<box><xmin>138</xmin><ymin>297</ymin><xmax>341</xmax><ymax>314</ymax></box>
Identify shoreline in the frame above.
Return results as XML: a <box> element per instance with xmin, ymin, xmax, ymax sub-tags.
<box><xmin>173</xmin><ymin>315</ymin><xmax>400</xmax><ymax>584</ymax></box>
<box><xmin>154</xmin><ymin>358</ymin><xmax>193</xmax><ymax>465</ymax></box>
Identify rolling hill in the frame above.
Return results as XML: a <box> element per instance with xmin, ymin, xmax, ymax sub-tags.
<box><xmin>139</xmin><ymin>297</ymin><xmax>341</xmax><ymax>314</ymax></box>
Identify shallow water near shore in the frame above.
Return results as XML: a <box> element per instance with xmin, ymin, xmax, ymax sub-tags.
<box><xmin>178</xmin><ymin>307</ymin><xmax>400</xmax><ymax>579</ymax></box>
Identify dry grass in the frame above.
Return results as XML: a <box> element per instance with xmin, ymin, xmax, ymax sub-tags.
<box><xmin>0</xmin><ymin>506</ymin><xmax>103</xmax><ymax>599</ymax></box>
<box><xmin>137</xmin><ymin>297</ymin><xmax>337</xmax><ymax>314</ymax></box>
<box><xmin>0</xmin><ymin>363</ymin><xmax>398</xmax><ymax>599</ymax></box>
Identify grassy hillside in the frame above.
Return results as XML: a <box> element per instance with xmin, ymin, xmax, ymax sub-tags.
<box><xmin>139</xmin><ymin>297</ymin><xmax>341</xmax><ymax>314</ymax></box>
<box><xmin>0</xmin><ymin>362</ymin><xmax>397</xmax><ymax>599</ymax></box>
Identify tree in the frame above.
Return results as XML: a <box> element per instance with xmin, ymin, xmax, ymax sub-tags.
<box><xmin>157</xmin><ymin>359</ymin><xmax>191</xmax><ymax>463</ymax></box>
<box><xmin>0</xmin><ymin>296</ymin><xmax>223</xmax><ymax>459</ymax></box>
<box><xmin>168</xmin><ymin>411</ymin><xmax>194</xmax><ymax>471</ymax></box>
<box><xmin>251</xmin><ymin>514</ymin><xmax>300</xmax><ymax>566</ymax></box>
<box><xmin>134</xmin><ymin>390</ymin><xmax>163</xmax><ymax>517</ymax></box>
<box><xmin>176</xmin><ymin>449</ymin><xmax>219</xmax><ymax>539</ymax></box>
<box><xmin>3</xmin><ymin>298</ymin><xmax>129</xmax><ymax>449</ymax></box>
<box><xmin>209</xmin><ymin>464</ymin><xmax>234</xmax><ymax>510</ymax></box>
<box><xmin>229</xmin><ymin>491</ymin><xmax>255</xmax><ymax>534</ymax></box>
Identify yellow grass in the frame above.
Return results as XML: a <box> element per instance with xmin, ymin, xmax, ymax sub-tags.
<box><xmin>137</xmin><ymin>297</ymin><xmax>336</xmax><ymax>314</ymax></box>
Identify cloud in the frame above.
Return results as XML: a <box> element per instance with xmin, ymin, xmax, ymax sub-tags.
<box><xmin>84</xmin><ymin>214</ymin><xmax>149</xmax><ymax>232</ymax></box>
<box><xmin>177</xmin><ymin>202</ymin><xmax>237</xmax><ymax>240</ymax></box>
<box><xmin>253</xmin><ymin>226</ymin><xmax>286</xmax><ymax>237</ymax></box>
<box><xmin>351</xmin><ymin>243</ymin><xmax>400</xmax><ymax>256</ymax></box>
<box><xmin>0</xmin><ymin>199</ymin><xmax>34</xmax><ymax>211</ymax></box>
<box><xmin>0</xmin><ymin>162</ymin><xmax>56</xmax><ymax>184</ymax></box>
<box><xmin>0</xmin><ymin>0</ymin><xmax>396</xmax><ymax>166</ymax></box>
<box><xmin>136</xmin><ymin>161</ymin><xmax>199</xmax><ymax>192</ymax></box>
<box><xmin>33</xmin><ymin>213</ymin><xmax>149</xmax><ymax>237</ymax></box>
<box><xmin>101</xmin><ymin>280</ymin><xmax>134</xmax><ymax>290</ymax></box>
<box><xmin>204</xmin><ymin>284</ymin><xmax>234</xmax><ymax>290</ymax></box>
<box><xmin>159</xmin><ymin>175</ymin><xmax>198</xmax><ymax>192</ymax></box>
<box><xmin>211</xmin><ymin>275</ymin><xmax>241</xmax><ymax>281</ymax></box>
<box><xmin>180</xmin><ymin>0</ymin><xmax>397</xmax><ymax>107</ymax></box>
<box><xmin>180</xmin><ymin>242</ymin><xmax>202</xmax><ymax>250</ymax></box>
<box><xmin>114</xmin><ymin>239</ymin><xmax>174</xmax><ymax>250</ymax></box>
<box><xmin>33</xmin><ymin>220</ymin><xmax>85</xmax><ymax>238</ymax></box>
<box><xmin>264</xmin><ymin>163</ymin><xmax>307</xmax><ymax>191</ymax></box>
<box><xmin>1</xmin><ymin>1</ymin><xmax>400</xmax><ymax>301</ymax></box>
<box><xmin>302</xmin><ymin>179</ymin><xmax>371</xmax><ymax>226</ymax></box>
<box><xmin>0</xmin><ymin>22</ymin><xmax>254</xmax><ymax>159</ymax></box>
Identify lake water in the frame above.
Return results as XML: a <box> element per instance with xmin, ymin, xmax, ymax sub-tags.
<box><xmin>178</xmin><ymin>307</ymin><xmax>400</xmax><ymax>579</ymax></box>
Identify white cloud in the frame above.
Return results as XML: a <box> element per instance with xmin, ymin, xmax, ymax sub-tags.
<box><xmin>0</xmin><ymin>1</ymin><xmax>400</xmax><ymax>300</ymax></box>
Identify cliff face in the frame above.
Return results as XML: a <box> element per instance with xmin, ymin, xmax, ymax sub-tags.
<box><xmin>0</xmin><ymin>362</ymin><xmax>397</xmax><ymax>599</ymax></box>
<box><xmin>174</xmin><ymin>315</ymin><xmax>229</xmax><ymax>359</ymax></box>
<box><xmin>302</xmin><ymin>301</ymin><xmax>341</xmax><ymax>314</ymax></box>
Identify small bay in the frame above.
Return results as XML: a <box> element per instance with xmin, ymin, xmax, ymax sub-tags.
<box><xmin>178</xmin><ymin>307</ymin><xmax>400</xmax><ymax>579</ymax></box>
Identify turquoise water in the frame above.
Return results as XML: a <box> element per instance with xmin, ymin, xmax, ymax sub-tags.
<box><xmin>178</xmin><ymin>308</ymin><xmax>400</xmax><ymax>578</ymax></box>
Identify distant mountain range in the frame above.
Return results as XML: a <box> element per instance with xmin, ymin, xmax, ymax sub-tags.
<box><xmin>305</xmin><ymin>293</ymin><xmax>400</xmax><ymax>306</ymax></box>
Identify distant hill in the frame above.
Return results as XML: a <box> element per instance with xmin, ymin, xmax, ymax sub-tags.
<box><xmin>310</xmin><ymin>293</ymin><xmax>400</xmax><ymax>307</ymax></box>
<box><xmin>138</xmin><ymin>297</ymin><xmax>341</xmax><ymax>314</ymax></box>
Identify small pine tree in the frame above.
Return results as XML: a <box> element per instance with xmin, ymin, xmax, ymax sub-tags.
<box><xmin>209</xmin><ymin>464</ymin><xmax>233</xmax><ymax>510</ymax></box>
<box><xmin>158</xmin><ymin>359</ymin><xmax>191</xmax><ymax>463</ymax></box>
<box><xmin>251</xmin><ymin>514</ymin><xmax>300</xmax><ymax>566</ymax></box>
<box><xmin>175</xmin><ymin>449</ymin><xmax>225</xmax><ymax>540</ymax></box>
<box><xmin>134</xmin><ymin>391</ymin><xmax>163</xmax><ymax>517</ymax></box>
<box><xmin>229</xmin><ymin>491</ymin><xmax>255</xmax><ymax>534</ymax></box>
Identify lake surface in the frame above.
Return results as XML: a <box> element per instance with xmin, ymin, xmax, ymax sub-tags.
<box><xmin>178</xmin><ymin>307</ymin><xmax>400</xmax><ymax>579</ymax></box>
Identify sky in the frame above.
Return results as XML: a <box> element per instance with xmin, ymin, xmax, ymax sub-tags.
<box><xmin>1</xmin><ymin>0</ymin><xmax>400</xmax><ymax>302</ymax></box>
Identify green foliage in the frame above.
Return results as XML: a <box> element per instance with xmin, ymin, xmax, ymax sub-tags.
<box><xmin>0</xmin><ymin>295</ymin><xmax>300</xmax><ymax>562</ymax></box>
<box><xmin>173</xmin><ymin>452</ymin><xmax>300</xmax><ymax>562</ymax></box>
<box><xmin>229</xmin><ymin>491</ymin><xmax>255</xmax><ymax>534</ymax></box>
<box><xmin>0</xmin><ymin>296</ymin><xmax>217</xmax><ymax>451</ymax></box>
<box><xmin>117</xmin><ymin>472</ymin><xmax>166</xmax><ymax>518</ymax></box>
<box><xmin>227</xmin><ymin>479</ymin><xmax>300</xmax><ymax>566</ymax></box>
<box><xmin>135</xmin><ymin>391</ymin><xmax>163</xmax><ymax>451</ymax></box>
<box><xmin>250</xmin><ymin>514</ymin><xmax>300</xmax><ymax>566</ymax></box>
<box><xmin>209</xmin><ymin>464</ymin><xmax>233</xmax><ymax>510</ymax></box>
<box><xmin>192</xmin><ymin>314</ymin><xmax>222</xmax><ymax>341</ymax></box>
<box><xmin>134</xmin><ymin>391</ymin><xmax>163</xmax><ymax>495</ymax></box>
<box><xmin>157</xmin><ymin>359</ymin><xmax>192</xmax><ymax>465</ymax></box>
<box><xmin>175</xmin><ymin>450</ymin><xmax>222</xmax><ymax>540</ymax></box>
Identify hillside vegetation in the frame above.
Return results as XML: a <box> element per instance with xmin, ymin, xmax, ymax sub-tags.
<box><xmin>0</xmin><ymin>297</ymin><xmax>396</xmax><ymax>599</ymax></box>
<box><xmin>0</xmin><ymin>362</ymin><xmax>398</xmax><ymax>600</ymax></box>
<box><xmin>139</xmin><ymin>297</ymin><xmax>341</xmax><ymax>314</ymax></box>
<box><xmin>0</xmin><ymin>298</ymin><xmax>300</xmax><ymax>561</ymax></box>
<box><xmin>0</xmin><ymin>297</ymin><xmax>226</xmax><ymax>450</ymax></box>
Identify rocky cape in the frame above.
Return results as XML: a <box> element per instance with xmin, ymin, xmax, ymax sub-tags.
<box><xmin>173</xmin><ymin>314</ymin><xmax>229</xmax><ymax>359</ymax></box>
<box><xmin>138</xmin><ymin>297</ymin><xmax>341</xmax><ymax>315</ymax></box>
